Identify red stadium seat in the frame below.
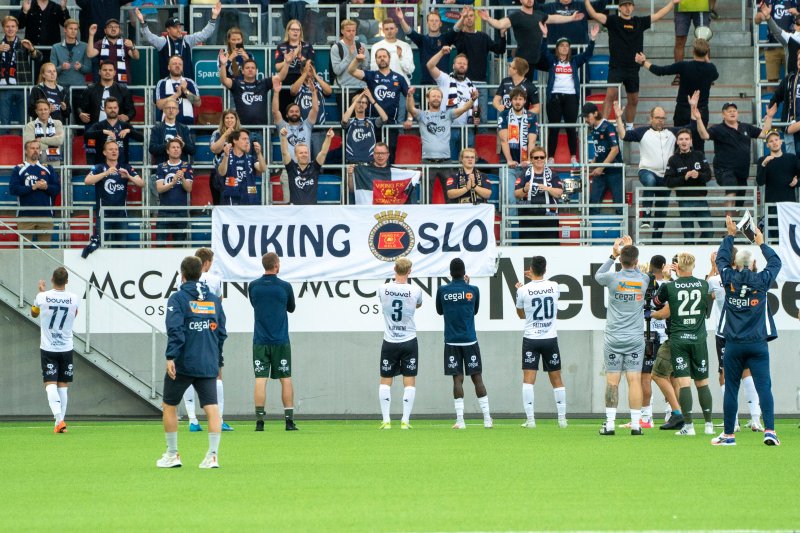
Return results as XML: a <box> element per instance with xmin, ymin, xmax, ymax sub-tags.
<box><xmin>132</xmin><ymin>95</ymin><xmax>146</xmax><ymax>125</ymax></box>
<box><xmin>475</xmin><ymin>133</ymin><xmax>499</xmax><ymax>164</ymax></box>
<box><xmin>72</xmin><ymin>135</ymin><xmax>87</xmax><ymax>166</ymax></box>
<box><xmin>395</xmin><ymin>134</ymin><xmax>421</xmax><ymax>165</ymax></box>
<box><xmin>270</xmin><ymin>174</ymin><xmax>284</xmax><ymax>204</ymax></box>
<box><xmin>191</xmin><ymin>174</ymin><xmax>213</xmax><ymax>206</ymax></box>
<box><xmin>69</xmin><ymin>215</ymin><xmax>92</xmax><ymax>248</ymax></box>
<box><xmin>197</xmin><ymin>96</ymin><xmax>224</xmax><ymax>126</ymax></box>
<box><xmin>585</xmin><ymin>93</ymin><xmax>615</xmax><ymax>120</ymax></box>
<box><xmin>553</xmin><ymin>133</ymin><xmax>571</xmax><ymax>165</ymax></box>
<box><xmin>0</xmin><ymin>135</ymin><xmax>23</xmax><ymax>166</ymax></box>
<box><xmin>431</xmin><ymin>176</ymin><xmax>446</xmax><ymax>204</ymax></box>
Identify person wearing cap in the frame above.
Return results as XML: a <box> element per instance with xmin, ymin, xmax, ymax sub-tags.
<box><xmin>87</xmin><ymin>19</ymin><xmax>140</xmax><ymax>85</ymax></box>
<box><xmin>584</xmin><ymin>0</ymin><xmax>680</xmax><ymax>124</ymax></box>
<box><xmin>636</xmin><ymin>39</ymin><xmax>718</xmax><ymax>153</ymax></box>
<box><xmin>756</xmin><ymin>129</ymin><xmax>800</xmax><ymax>240</ymax></box>
<box><xmin>757</xmin><ymin>1</ymin><xmax>800</xmax><ymax>87</ymax></box>
<box><xmin>692</xmin><ymin>98</ymin><xmax>777</xmax><ymax>214</ymax></box>
<box><xmin>769</xmin><ymin>50</ymin><xmax>800</xmax><ymax>153</ymax></box>
<box><xmin>537</xmin><ymin>0</ymin><xmax>609</xmax><ymax>46</ymax></box>
<box><xmin>135</xmin><ymin>2</ymin><xmax>222</xmax><ymax>80</ymax></box>
<box><xmin>582</xmin><ymin>102</ymin><xmax>623</xmax><ymax>215</ymax></box>
<box><xmin>539</xmin><ymin>21</ymin><xmax>598</xmax><ymax>165</ymax></box>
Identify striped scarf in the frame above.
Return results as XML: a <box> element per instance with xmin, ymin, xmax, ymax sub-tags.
<box><xmin>34</xmin><ymin>117</ymin><xmax>60</xmax><ymax>161</ymax></box>
<box><xmin>100</xmin><ymin>38</ymin><xmax>128</xmax><ymax>83</ymax></box>
<box><xmin>446</xmin><ymin>73</ymin><xmax>474</xmax><ymax>109</ymax></box>
<box><xmin>0</xmin><ymin>37</ymin><xmax>19</xmax><ymax>84</ymax></box>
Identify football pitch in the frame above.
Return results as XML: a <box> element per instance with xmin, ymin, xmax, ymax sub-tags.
<box><xmin>3</xmin><ymin>419</ymin><xmax>799</xmax><ymax>532</ymax></box>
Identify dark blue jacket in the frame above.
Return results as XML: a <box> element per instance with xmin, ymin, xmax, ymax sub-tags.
<box><xmin>148</xmin><ymin>122</ymin><xmax>197</xmax><ymax>165</ymax></box>
<box><xmin>248</xmin><ymin>274</ymin><xmax>296</xmax><ymax>345</ymax></box>
<box><xmin>435</xmin><ymin>278</ymin><xmax>479</xmax><ymax>344</ymax></box>
<box><xmin>165</xmin><ymin>281</ymin><xmax>227</xmax><ymax>377</ymax></box>
<box><xmin>9</xmin><ymin>162</ymin><xmax>61</xmax><ymax>217</ymax></box>
<box><xmin>716</xmin><ymin>235</ymin><xmax>781</xmax><ymax>343</ymax></box>
<box><xmin>540</xmin><ymin>39</ymin><xmax>594</xmax><ymax>100</ymax></box>
<box><xmin>537</xmin><ymin>0</ymin><xmax>608</xmax><ymax>44</ymax></box>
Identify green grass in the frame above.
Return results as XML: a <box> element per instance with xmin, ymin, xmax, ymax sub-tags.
<box><xmin>3</xmin><ymin>419</ymin><xmax>799</xmax><ymax>532</ymax></box>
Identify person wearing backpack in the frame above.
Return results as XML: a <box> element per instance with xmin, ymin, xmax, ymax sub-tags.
<box><xmin>330</xmin><ymin>19</ymin><xmax>369</xmax><ymax>111</ymax></box>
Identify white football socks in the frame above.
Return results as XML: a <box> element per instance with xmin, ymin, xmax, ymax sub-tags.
<box><xmin>605</xmin><ymin>407</ymin><xmax>617</xmax><ymax>429</ymax></box>
<box><xmin>45</xmin><ymin>384</ymin><xmax>61</xmax><ymax>421</ymax></box>
<box><xmin>742</xmin><ymin>375</ymin><xmax>762</xmax><ymax>418</ymax></box>
<box><xmin>454</xmin><ymin>398</ymin><xmax>465</xmax><ymax>421</ymax></box>
<box><xmin>183</xmin><ymin>386</ymin><xmax>198</xmax><ymax>424</ymax></box>
<box><xmin>208</xmin><ymin>432</ymin><xmax>220</xmax><ymax>455</ymax></box>
<box><xmin>553</xmin><ymin>387</ymin><xmax>566</xmax><ymax>420</ymax></box>
<box><xmin>57</xmin><ymin>387</ymin><xmax>68</xmax><ymax>423</ymax></box>
<box><xmin>166</xmin><ymin>432</ymin><xmax>178</xmax><ymax>455</ymax></box>
<box><xmin>216</xmin><ymin>379</ymin><xmax>224</xmax><ymax>419</ymax></box>
<box><xmin>379</xmin><ymin>384</ymin><xmax>391</xmax><ymax>423</ymax></box>
<box><xmin>478</xmin><ymin>396</ymin><xmax>491</xmax><ymax>419</ymax></box>
<box><xmin>522</xmin><ymin>383</ymin><xmax>535</xmax><ymax>421</ymax></box>
<box><xmin>401</xmin><ymin>386</ymin><xmax>415</xmax><ymax>424</ymax></box>
<box><xmin>630</xmin><ymin>409</ymin><xmax>641</xmax><ymax>431</ymax></box>
<box><xmin>641</xmin><ymin>404</ymin><xmax>652</xmax><ymax>422</ymax></box>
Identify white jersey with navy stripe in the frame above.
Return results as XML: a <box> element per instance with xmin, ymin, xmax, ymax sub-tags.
<box><xmin>516</xmin><ymin>279</ymin><xmax>560</xmax><ymax>340</ymax></box>
<box><xmin>34</xmin><ymin>290</ymin><xmax>79</xmax><ymax>351</ymax></box>
<box><xmin>378</xmin><ymin>281</ymin><xmax>423</xmax><ymax>343</ymax></box>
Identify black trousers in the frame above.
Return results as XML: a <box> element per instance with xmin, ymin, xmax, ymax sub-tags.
<box><xmin>546</xmin><ymin>93</ymin><xmax>579</xmax><ymax>159</ymax></box>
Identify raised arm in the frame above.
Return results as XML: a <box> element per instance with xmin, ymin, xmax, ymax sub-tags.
<box><xmin>476</xmin><ymin>9</ymin><xmax>512</xmax><ymax>30</ymax></box>
<box><xmin>218</xmin><ymin>51</ymin><xmax>233</xmax><ymax>89</ymax></box>
<box><xmin>406</xmin><ymin>87</ymin><xmax>419</xmax><ymax>119</ymax></box>
<box><xmin>347</xmin><ymin>51</ymin><xmax>367</xmax><ymax>80</ymax></box>
<box><xmin>307</xmin><ymin>80</ymin><xmax>319</xmax><ymax>124</ymax></box>
<box><xmin>547</xmin><ymin>12</ymin><xmax>585</xmax><ymax>25</ymax></box>
<box><xmin>584</xmin><ymin>0</ymin><xmax>607</xmax><ymax>25</ymax></box>
<box><xmin>612</xmin><ymin>101</ymin><xmax>626</xmax><ymax>138</ymax></box>
<box><xmin>271</xmin><ymin>80</ymin><xmax>283</xmax><ymax>124</ymax></box>
<box><xmin>85</xmin><ymin>24</ymin><xmax>99</xmax><ymax>58</ymax></box>
<box><xmin>759</xmin><ymin>104</ymin><xmax>778</xmax><ymax>138</ymax></box>
<box><xmin>216</xmin><ymin>143</ymin><xmax>231</xmax><ymax>176</ymax></box>
<box><xmin>452</xmin><ymin>89</ymin><xmax>479</xmax><ymax>119</ymax></box>
<box><xmin>426</xmin><ymin>45</ymin><xmax>451</xmax><ymax>81</ymax></box>
<box><xmin>279</xmin><ymin>126</ymin><xmax>292</xmax><ymax>165</ymax></box>
<box><xmin>315</xmin><ymin>128</ymin><xmax>335</xmax><ymax>166</ymax></box>
<box><xmin>651</xmin><ymin>0</ymin><xmax>680</xmax><ymax>24</ymax></box>
<box><xmin>253</xmin><ymin>141</ymin><xmax>266</xmax><ymax>175</ymax></box>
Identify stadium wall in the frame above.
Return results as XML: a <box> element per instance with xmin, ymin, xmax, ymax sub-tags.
<box><xmin>2</xmin><ymin>248</ymin><xmax>799</xmax><ymax>418</ymax></box>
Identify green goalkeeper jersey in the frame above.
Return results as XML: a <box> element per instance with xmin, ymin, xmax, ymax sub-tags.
<box><xmin>653</xmin><ymin>276</ymin><xmax>709</xmax><ymax>343</ymax></box>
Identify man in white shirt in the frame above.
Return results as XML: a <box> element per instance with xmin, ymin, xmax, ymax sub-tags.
<box><xmin>371</xmin><ymin>18</ymin><xmax>414</xmax><ymax>126</ymax></box>
<box><xmin>377</xmin><ymin>258</ymin><xmax>423</xmax><ymax>429</ymax></box>
<box><xmin>31</xmin><ymin>267</ymin><xmax>79</xmax><ymax>434</ymax></box>
<box><xmin>514</xmin><ymin>256</ymin><xmax>567</xmax><ymax>428</ymax></box>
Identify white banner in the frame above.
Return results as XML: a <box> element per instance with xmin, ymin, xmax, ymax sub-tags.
<box><xmin>210</xmin><ymin>205</ymin><xmax>498</xmax><ymax>281</ymax></box>
<box><xmin>63</xmin><ymin>245</ymin><xmax>800</xmax><ymax>334</ymax></box>
<box><xmin>778</xmin><ymin>202</ymin><xmax>800</xmax><ymax>280</ymax></box>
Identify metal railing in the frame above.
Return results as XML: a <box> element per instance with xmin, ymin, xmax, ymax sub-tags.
<box><xmin>633</xmin><ymin>186</ymin><xmax>758</xmax><ymax>245</ymax></box>
<box><xmin>501</xmin><ymin>202</ymin><xmax>628</xmax><ymax>246</ymax></box>
<box><xmin>0</xmin><ymin>217</ymin><xmax>166</xmax><ymax>401</ymax></box>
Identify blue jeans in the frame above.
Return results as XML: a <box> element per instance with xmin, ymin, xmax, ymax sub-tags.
<box><xmin>0</xmin><ymin>89</ymin><xmax>24</xmax><ymax>132</ymax></box>
<box><xmin>723</xmin><ymin>341</ymin><xmax>775</xmax><ymax>434</ymax></box>
<box><xmin>450</xmin><ymin>126</ymin><xmax>474</xmax><ymax>161</ymax></box>
<box><xmin>680</xmin><ymin>199</ymin><xmax>713</xmax><ymax>243</ymax></box>
<box><xmin>589</xmin><ymin>171</ymin><xmax>623</xmax><ymax>215</ymax></box>
<box><xmin>638</xmin><ymin>169</ymin><xmax>670</xmax><ymax>239</ymax></box>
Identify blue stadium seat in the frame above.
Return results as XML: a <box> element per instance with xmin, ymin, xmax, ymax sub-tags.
<box><xmin>762</xmin><ymin>94</ymin><xmax>782</xmax><ymax>118</ymax></box>
<box><xmin>317</xmin><ymin>175</ymin><xmax>342</xmax><ymax>204</ymax></box>
<box><xmin>72</xmin><ymin>177</ymin><xmax>96</xmax><ymax>205</ymax></box>
<box><xmin>759</xmin><ymin>23</ymin><xmax>769</xmax><ymax>43</ymax></box>
<box><xmin>588</xmin><ymin>55</ymin><xmax>609</xmax><ymax>83</ymax></box>
<box><xmin>486</xmin><ymin>173</ymin><xmax>500</xmax><ymax>209</ymax></box>
<box><xmin>194</xmin><ymin>135</ymin><xmax>214</xmax><ymax>164</ymax></box>
<box><xmin>272</xmin><ymin>143</ymin><xmax>282</xmax><ymax>163</ymax></box>
<box><xmin>0</xmin><ymin>180</ymin><xmax>16</xmax><ymax>206</ymax></box>
<box><xmin>128</xmin><ymin>142</ymin><xmax>144</xmax><ymax>165</ymax></box>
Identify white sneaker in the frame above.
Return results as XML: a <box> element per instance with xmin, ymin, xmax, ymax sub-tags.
<box><xmin>199</xmin><ymin>453</ymin><xmax>219</xmax><ymax>469</ymax></box>
<box><xmin>484</xmin><ymin>417</ymin><xmax>493</xmax><ymax>429</ymax></box>
<box><xmin>558</xmin><ymin>418</ymin><xmax>568</xmax><ymax>428</ymax></box>
<box><xmin>704</xmin><ymin>422</ymin><xmax>715</xmax><ymax>435</ymax></box>
<box><xmin>452</xmin><ymin>420</ymin><xmax>466</xmax><ymax>430</ymax></box>
<box><xmin>734</xmin><ymin>422</ymin><xmax>741</xmax><ymax>432</ymax></box>
<box><xmin>521</xmin><ymin>420</ymin><xmax>536</xmax><ymax>428</ymax></box>
<box><xmin>747</xmin><ymin>418</ymin><xmax>764</xmax><ymax>432</ymax></box>
<box><xmin>676</xmin><ymin>424</ymin><xmax>696</xmax><ymax>436</ymax></box>
<box><xmin>156</xmin><ymin>452</ymin><xmax>182</xmax><ymax>468</ymax></box>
